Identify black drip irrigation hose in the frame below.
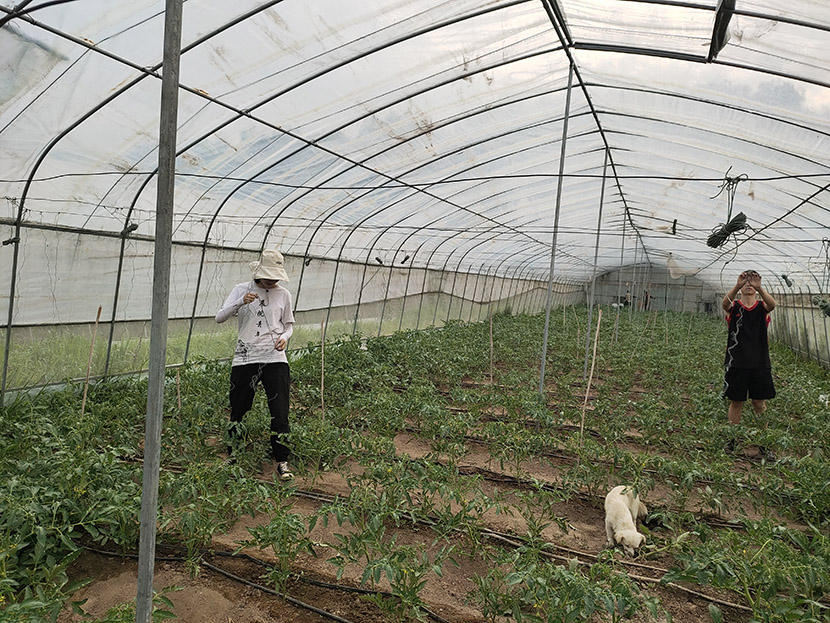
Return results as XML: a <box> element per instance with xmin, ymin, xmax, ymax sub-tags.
<box><xmin>81</xmin><ymin>545</ymin><xmax>357</xmax><ymax>623</ymax></box>
<box><xmin>99</xmin><ymin>460</ymin><xmax>826</xmax><ymax>616</ymax></box>
<box><xmin>81</xmin><ymin>544</ymin><xmax>450</xmax><ymax>623</ymax></box>
<box><xmin>406</xmin><ymin>421</ymin><xmax>797</xmax><ymax>504</ymax></box>
<box><xmin>200</xmin><ymin>561</ymin><xmax>359</xmax><ymax>623</ymax></box>
<box><xmin>205</xmin><ymin>549</ymin><xmax>450</xmax><ymax>623</ymax></box>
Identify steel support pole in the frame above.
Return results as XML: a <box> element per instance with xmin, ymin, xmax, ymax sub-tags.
<box><xmin>629</xmin><ymin>241</ymin><xmax>639</xmax><ymax>321</ymax></box>
<box><xmin>583</xmin><ymin>149</ymin><xmax>608</xmax><ymax>378</ymax></box>
<box><xmin>136</xmin><ymin>2</ymin><xmax>182</xmax><ymax>622</ymax></box>
<box><xmin>398</xmin><ymin>257</ymin><xmax>416</xmax><ymax>332</ymax></box>
<box><xmin>539</xmin><ymin>62</ymin><xmax>574</xmax><ymax>396</ymax></box>
<box><xmin>613</xmin><ymin>209</ymin><xmax>627</xmax><ymax>343</ymax></box>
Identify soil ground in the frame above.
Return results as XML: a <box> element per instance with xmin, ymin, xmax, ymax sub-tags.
<box><xmin>58</xmin><ymin>429</ymin><xmax>769</xmax><ymax>623</ymax></box>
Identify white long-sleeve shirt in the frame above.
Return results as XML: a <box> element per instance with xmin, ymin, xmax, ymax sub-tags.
<box><xmin>216</xmin><ymin>281</ymin><xmax>295</xmax><ymax>366</ymax></box>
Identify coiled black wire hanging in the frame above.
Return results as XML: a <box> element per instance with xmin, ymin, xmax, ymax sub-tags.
<box><xmin>707</xmin><ymin>168</ymin><xmax>749</xmax><ymax>248</ymax></box>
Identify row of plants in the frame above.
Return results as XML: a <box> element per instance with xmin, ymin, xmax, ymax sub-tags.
<box><xmin>2</xmin><ymin>306</ymin><xmax>829</xmax><ymax>621</ymax></box>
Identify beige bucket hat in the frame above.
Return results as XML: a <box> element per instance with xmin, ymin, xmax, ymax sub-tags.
<box><xmin>250</xmin><ymin>249</ymin><xmax>289</xmax><ymax>282</ymax></box>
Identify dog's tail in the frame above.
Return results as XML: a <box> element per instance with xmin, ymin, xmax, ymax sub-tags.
<box><xmin>637</xmin><ymin>500</ymin><xmax>648</xmax><ymax>520</ymax></box>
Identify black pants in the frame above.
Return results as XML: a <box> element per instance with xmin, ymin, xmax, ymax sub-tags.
<box><xmin>229</xmin><ymin>362</ymin><xmax>290</xmax><ymax>461</ymax></box>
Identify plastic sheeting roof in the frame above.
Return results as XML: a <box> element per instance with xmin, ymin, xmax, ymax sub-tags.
<box><xmin>2</xmin><ymin>0</ymin><xmax>829</xmax><ymax>289</ymax></box>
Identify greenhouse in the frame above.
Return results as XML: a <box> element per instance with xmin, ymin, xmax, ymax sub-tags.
<box><xmin>1</xmin><ymin>1</ymin><xmax>829</xmax><ymax>622</ymax></box>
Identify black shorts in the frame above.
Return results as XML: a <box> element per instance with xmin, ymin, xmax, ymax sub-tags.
<box><xmin>723</xmin><ymin>367</ymin><xmax>775</xmax><ymax>401</ymax></box>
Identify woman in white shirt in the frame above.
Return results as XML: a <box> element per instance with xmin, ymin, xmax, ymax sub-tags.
<box><xmin>216</xmin><ymin>249</ymin><xmax>295</xmax><ymax>479</ymax></box>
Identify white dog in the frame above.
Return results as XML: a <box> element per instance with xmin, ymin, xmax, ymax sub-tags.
<box><xmin>604</xmin><ymin>485</ymin><xmax>647</xmax><ymax>556</ymax></box>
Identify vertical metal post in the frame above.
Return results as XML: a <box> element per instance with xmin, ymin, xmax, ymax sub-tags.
<box><xmin>416</xmin><ymin>264</ymin><xmax>431</xmax><ymax>330</ymax></box>
<box><xmin>800</xmin><ymin>286</ymin><xmax>812</xmax><ymax>360</ymax></box>
<box><xmin>791</xmin><ymin>285</ymin><xmax>802</xmax><ymax>358</ymax></box>
<box><xmin>808</xmin><ymin>283</ymin><xmax>821</xmax><ymax>365</ymax></box>
<box><xmin>539</xmin><ymin>61</ymin><xmax>574</xmax><ymax>396</ymax></box>
<box><xmin>613</xmin><ymin>208</ymin><xmax>628</xmax><ymax>343</ymax></box>
<box><xmin>468</xmin><ymin>264</ymin><xmax>483</xmax><ymax>323</ymax></box>
<box><xmin>504</xmin><ymin>264</ymin><xmax>523</xmax><ymax>312</ymax></box>
<box><xmin>136</xmin><ymin>2</ymin><xmax>182</xmax><ymax>622</ymax></box>
<box><xmin>583</xmin><ymin>149</ymin><xmax>608</xmax><ymax>378</ymax></box>
<box><xmin>352</xmin><ymin>260</ymin><xmax>370</xmax><ymax>336</ymax></box>
<box><xmin>477</xmin><ymin>267</ymin><xmax>491</xmax><ymax>323</ymax></box>
<box><xmin>629</xmin><ymin>241</ymin><xmax>639</xmax><ymax>320</ymax></box>
<box><xmin>823</xmin><ymin>296</ymin><xmax>830</xmax><ymax>368</ymax></box>
<box><xmin>432</xmin><ymin>265</ymin><xmax>446</xmax><ymax>327</ymax></box>
<box><xmin>445</xmin><ymin>265</ymin><xmax>462</xmax><ymax>324</ymax></box>
<box><xmin>377</xmin><ymin>262</ymin><xmax>395</xmax><ymax>337</ymax></box>
<box><xmin>398</xmin><ymin>257</ymin><xmax>415</xmax><ymax>332</ymax></box>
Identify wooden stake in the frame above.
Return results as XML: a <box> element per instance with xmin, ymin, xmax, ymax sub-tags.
<box><xmin>81</xmin><ymin>306</ymin><xmax>102</xmax><ymax>418</ymax></box>
<box><xmin>578</xmin><ymin>308</ymin><xmax>602</xmax><ymax>460</ymax></box>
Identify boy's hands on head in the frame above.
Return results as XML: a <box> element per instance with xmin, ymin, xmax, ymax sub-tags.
<box><xmin>738</xmin><ymin>270</ymin><xmax>760</xmax><ymax>289</ymax></box>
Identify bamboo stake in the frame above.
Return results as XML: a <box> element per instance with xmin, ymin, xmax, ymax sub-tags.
<box><xmin>81</xmin><ymin>306</ymin><xmax>102</xmax><ymax>418</ymax></box>
<box><xmin>578</xmin><ymin>308</ymin><xmax>602</xmax><ymax>460</ymax></box>
<box><xmin>320</xmin><ymin>319</ymin><xmax>325</xmax><ymax>420</ymax></box>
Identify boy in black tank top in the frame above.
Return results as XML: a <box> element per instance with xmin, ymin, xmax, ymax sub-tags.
<box><xmin>721</xmin><ymin>270</ymin><xmax>777</xmax><ymax>459</ymax></box>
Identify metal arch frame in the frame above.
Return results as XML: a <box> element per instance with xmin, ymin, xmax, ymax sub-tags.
<box><xmin>143</xmin><ymin>9</ymin><xmax>561</xmax><ymax>360</ymax></box>
<box><xmin>497</xmin><ymin>242</ymin><xmax>543</xmax><ymax>305</ymax></box>
<box><xmin>464</xmin><ymin>263</ymin><xmax>487</xmax><ymax>323</ymax></box>
<box><xmin>506</xmin><ymin>256</ymin><xmax>545</xmax><ymax>315</ymax></box>
<box><xmin>3</xmin><ymin>0</ymin><xmax>542</xmax><ymax>378</ymax></box>
<box><xmin>171</xmin><ymin>42</ymin><xmax>565</xmax><ymax>241</ymax></box>
<box><xmin>437</xmin><ymin>228</ymin><xmax>571</xmax><ymax>322</ymax></box>
<box><xmin>583</xmin><ymin>82</ymin><xmax>830</xmax><ymax>143</ymax></box>
<box><xmin>284</xmin><ymin>89</ymin><xmax>596</xmax><ymax>320</ymax></box>
<box><xmin>342</xmin><ymin>120</ymin><xmax>604</xmax><ymax>333</ymax></box>
<box><xmin>538</xmin><ymin>2</ymin><xmax>659</xmax><ymax>291</ymax></box>
<box><xmin>179</xmin><ymin>46</ymin><xmax>568</xmax><ymax>358</ymax></box>
<box><xmin>420</xmin><ymin>240</ymin><xmax>540</xmax><ymax>329</ymax></box>
<box><xmin>473</xmin><ymin>264</ymin><xmax>494</xmax><ymax>323</ymax></box>
<box><xmin>0</xmin><ymin>0</ymin><xmax>291</xmax><ymax>382</ymax></box>
<box><xmin>594</xmin><ymin>111</ymin><xmax>830</xmax><ymax>196</ymax></box>
<box><xmin>697</xmin><ymin>181</ymin><xmax>830</xmax><ymax>276</ymax></box>
<box><xmin>424</xmin><ymin>238</ymin><xmax>538</xmax><ymax>328</ymax></box>
<box><xmin>274</xmin><ymin>90</ymin><xmax>579</xmax><ymax>312</ymax></box>
<box><xmin>497</xmin><ymin>251</ymin><xmax>539</xmax><ymax>314</ymax></box>
<box><xmin>353</xmin><ymin>180</ymin><xmax>580</xmax><ymax>332</ymax></box>
<box><xmin>2</xmin><ymin>1</ymin><xmax>829</xmax><ymax>395</ymax></box>
<box><xmin>582</xmin><ymin>147</ymin><xmax>609</xmax><ymax>378</ymax></box>
<box><xmin>307</xmin><ymin>181</ymin><xmax>539</xmax><ymax>333</ymax></box>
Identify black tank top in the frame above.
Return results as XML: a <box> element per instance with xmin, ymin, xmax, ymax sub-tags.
<box><xmin>724</xmin><ymin>300</ymin><xmax>771</xmax><ymax>368</ymax></box>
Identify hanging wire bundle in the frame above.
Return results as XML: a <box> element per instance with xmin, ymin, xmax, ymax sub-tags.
<box><xmin>781</xmin><ymin>274</ymin><xmax>793</xmax><ymax>287</ymax></box>
<box><xmin>707</xmin><ymin>168</ymin><xmax>749</xmax><ymax>248</ymax></box>
<box><xmin>811</xmin><ymin>295</ymin><xmax>830</xmax><ymax>318</ymax></box>
<box><xmin>707</xmin><ymin>212</ymin><xmax>747</xmax><ymax>248</ymax></box>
